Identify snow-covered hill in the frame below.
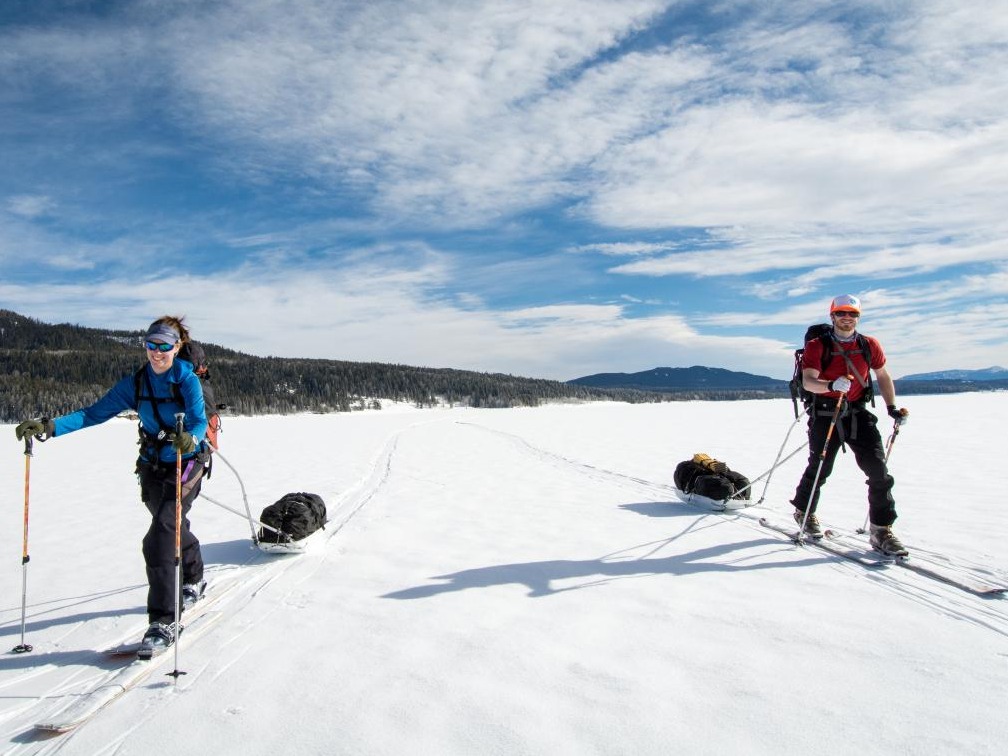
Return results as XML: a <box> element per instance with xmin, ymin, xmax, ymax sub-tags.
<box><xmin>2</xmin><ymin>395</ymin><xmax>1006</xmax><ymax>755</ymax></box>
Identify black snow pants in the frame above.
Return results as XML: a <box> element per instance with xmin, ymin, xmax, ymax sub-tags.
<box><xmin>138</xmin><ymin>458</ymin><xmax>205</xmax><ymax>625</ymax></box>
<box><xmin>791</xmin><ymin>399</ymin><xmax>897</xmax><ymax>527</ymax></box>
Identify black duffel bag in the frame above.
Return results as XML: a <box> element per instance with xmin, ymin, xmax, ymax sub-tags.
<box><xmin>674</xmin><ymin>453</ymin><xmax>751</xmax><ymax>502</ymax></box>
<box><xmin>259</xmin><ymin>492</ymin><xmax>327</xmax><ymax>543</ymax></box>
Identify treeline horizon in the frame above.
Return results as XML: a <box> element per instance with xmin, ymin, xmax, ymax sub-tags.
<box><xmin>0</xmin><ymin>309</ymin><xmax>676</xmax><ymax>422</ymax></box>
<box><xmin>2</xmin><ymin>309</ymin><xmax>1000</xmax><ymax>424</ymax></box>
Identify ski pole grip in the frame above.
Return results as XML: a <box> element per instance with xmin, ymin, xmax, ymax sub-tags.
<box><xmin>174</xmin><ymin>412</ymin><xmax>185</xmax><ymax>435</ymax></box>
<box><xmin>23</xmin><ymin>436</ymin><xmax>33</xmax><ymax>457</ymax></box>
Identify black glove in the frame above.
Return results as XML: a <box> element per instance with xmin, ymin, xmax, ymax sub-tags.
<box><xmin>15</xmin><ymin>418</ymin><xmax>54</xmax><ymax>441</ymax></box>
<box><xmin>887</xmin><ymin>405</ymin><xmax>909</xmax><ymax>425</ymax></box>
<box><xmin>169</xmin><ymin>431</ymin><xmax>197</xmax><ymax>454</ymax></box>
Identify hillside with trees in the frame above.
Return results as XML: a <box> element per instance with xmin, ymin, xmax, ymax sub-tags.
<box><xmin>0</xmin><ymin>310</ymin><xmax>666</xmax><ymax>421</ymax></box>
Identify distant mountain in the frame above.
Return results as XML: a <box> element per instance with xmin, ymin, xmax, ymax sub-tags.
<box><xmin>900</xmin><ymin>367</ymin><xmax>1008</xmax><ymax>381</ymax></box>
<box><xmin>571</xmin><ymin>364</ymin><xmax>1008</xmax><ymax>399</ymax></box>
<box><xmin>570</xmin><ymin>366</ymin><xmax>787</xmax><ymax>393</ymax></box>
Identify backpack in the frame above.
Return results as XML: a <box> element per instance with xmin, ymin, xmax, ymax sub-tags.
<box><xmin>789</xmin><ymin>324</ymin><xmax>874</xmax><ymax>418</ymax></box>
<box><xmin>674</xmin><ymin>453</ymin><xmax>751</xmax><ymax>502</ymax></box>
<box><xmin>134</xmin><ymin>340</ymin><xmax>223</xmax><ymax>451</ymax></box>
<box><xmin>177</xmin><ymin>341</ymin><xmax>222</xmax><ymax>450</ymax></box>
<box><xmin>258</xmin><ymin>492</ymin><xmax>327</xmax><ymax>543</ymax></box>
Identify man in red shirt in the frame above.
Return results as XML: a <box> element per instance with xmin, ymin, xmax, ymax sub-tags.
<box><xmin>791</xmin><ymin>294</ymin><xmax>910</xmax><ymax>556</ymax></box>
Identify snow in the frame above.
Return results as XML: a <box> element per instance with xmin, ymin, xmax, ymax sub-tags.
<box><xmin>2</xmin><ymin>394</ymin><xmax>1007</xmax><ymax>755</ymax></box>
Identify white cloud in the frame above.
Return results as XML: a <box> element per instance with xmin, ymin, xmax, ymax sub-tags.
<box><xmin>569</xmin><ymin>242</ymin><xmax>679</xmax><ymax>257</ymax></box>
<box><xmin>6</xmin><ymin>194</ymin><xmax>55</xmax><ymax>219</ymax></box>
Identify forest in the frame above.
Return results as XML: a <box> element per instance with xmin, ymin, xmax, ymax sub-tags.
<box><xmin>0</xmin><ymin>310</ymin><xmax>672</xmax><ymax>421</ymax></box>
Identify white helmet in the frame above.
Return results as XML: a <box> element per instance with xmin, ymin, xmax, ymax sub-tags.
<box><xmin>830</xmin><ymin>294</ymin><xmax>861</xmax><ymax>315</ymax></box>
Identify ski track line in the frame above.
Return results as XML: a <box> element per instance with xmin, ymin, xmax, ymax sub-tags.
<box><xmin>455</xmin><ymin>421</ymin><xmax>677</xmax><ymax>499</ymax></box>
<box><xmin>3</xmin><ymin>544</ymin><xmax>289</xmax><ymax>748</ymax></box>
<box><xmin>6</xmin><ymin>424</ymin><xmax>416</xmax><ymax>753</ymax></box>
<box><xmin>254</xmin><ymin>425</ymin><xmax>408</xmax><ymax>620</ymax></box>
<box><xmin>456</xmin><ymin>421</ymin><xmax>1008</xmax><ymax>625</ymax></box>
<box><xmin>461</xmin><ymin>421</ymin><xmax>1008</xmax><ymax>581</ymax></box>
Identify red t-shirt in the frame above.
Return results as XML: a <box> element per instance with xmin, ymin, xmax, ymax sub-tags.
<box><xmin>802</xmin><ymin>333</ymin><xmax>885</xmax><ymax>403</ymax></box>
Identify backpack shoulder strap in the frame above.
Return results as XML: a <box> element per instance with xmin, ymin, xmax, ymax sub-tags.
<box><xmin>817</xmin><ymin>332</ymin><xmax>832</xmax><ymax>373</ymax></box>
<box><xmin>822</xmin><ymin>332</ymin><xmax>870</xmax><ymax>390</ymax></box>
<box><xmin>134</xmin><ymin>365</ymin><xmax>177</xmax><ymax>434</ymax></box>
<box><xmin>855</xmin><ymin>334</ymin><xmax>876</xmax><ymax>406</ymax></box>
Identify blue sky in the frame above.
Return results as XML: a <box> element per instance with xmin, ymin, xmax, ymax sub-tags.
<box><xmin>2</xmin><ymin>0</ymin><xmax>1007</xmax><ymax>381</ymax></box>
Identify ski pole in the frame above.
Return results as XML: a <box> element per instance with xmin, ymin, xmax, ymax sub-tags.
<box><xmin>755</xmin><ymin>413</ymin><xmax>804</xmax><ymax>505</ymax></box>
<box><xmin>169</xmin><ymin>413</ymin><xmax>186</xmax><ymax>679</ymax></box>
<box><xmin>856</xmin><ymin>415</ymin><xmax>905</xmax><ymax>534</ymax></box>
<box><xmin>12</xmin><ymin>435</ymin><xmax>34</xmax><ymax>654</ymax></box>
<box><xmin>797</xmin><ymin>391</ymin><xmax>846</xmax><ymax>543</ymax></box>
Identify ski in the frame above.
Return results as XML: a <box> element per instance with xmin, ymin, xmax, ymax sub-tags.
<box><xmin>825</xmin><ymin>529</ymin><xmax>1008</xmax><ymax>598</ymax></box>
<box><xmin>759</xmin><ymin>517</ymin><xmax>884</xmax><ymax>567</ymax></box>
<box><xmin>34</xmin><ymin>610</ymin><xmax>223</xmax><ymax>733</ymax></box>
<box><xmin>35</xmin><ymin>574</ymin><xmax>241</xmax><ymax>734</ymax></box>
<box><xmin>892</xmin><ymin>557</ymin><xmax>1007</xmax><ymax>597</ymax></box>
<box><xmin>760</xmin><ymin>517</ymin><xmax>1008</xmax><ymax>596</ymax></box>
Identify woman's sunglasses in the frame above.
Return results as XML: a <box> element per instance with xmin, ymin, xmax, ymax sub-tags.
<box><xmin>145</xmin><ymin>341</ymin><xmax>175</xmax><ymax>352</ymax></box>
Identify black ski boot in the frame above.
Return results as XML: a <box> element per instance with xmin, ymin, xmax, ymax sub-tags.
<box><xmin>138</xmin><ymin>621</ymin><xmax>179</xmax><ymax>659</ymax></box>
<box><xmin>182</xmin><ymin>580</ymin><xmax>206</xmax><ymax>610</ymax></box>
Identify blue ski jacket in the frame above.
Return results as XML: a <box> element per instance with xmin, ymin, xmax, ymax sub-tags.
<box><xmin>52</xmin><ymin>359</ymin><xmax>208</xmax><ymax>464</ymax></box>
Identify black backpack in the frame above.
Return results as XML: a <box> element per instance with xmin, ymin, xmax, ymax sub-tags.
<box><xmin>789</xmin><ymin>324</ymin><xmax>874</xmax><ymax>418</ymax></box>
<box><xmin>134</xmin><ymin>340</ymin><xmax>223</xmax><ymax>450</ymax></box>
<box><xmin>259</xmin><ymin>492</ymin><xmax>327</xmax><ymax>543</ymax></box>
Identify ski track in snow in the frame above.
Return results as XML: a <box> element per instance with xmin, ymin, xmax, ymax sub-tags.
<box><xmin>0</xmin><ymin>423</ymin><xmax>409</xmax><ymax>753</ymax></box>
<box><xmin>3</xmin><ymin>404</ymin><xmax>1006</xmax><ymax>754</ymax></box>
<box><xmin>455</xmin><ymin>420</ymin><xmax>1008</xmax><ymax>637</ymax></box>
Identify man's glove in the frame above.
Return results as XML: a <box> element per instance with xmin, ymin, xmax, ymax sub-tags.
<box><xmin>887</xmin><ymin>405</ymin><xmax>909</xmax><ymax>426</ymax></box>
<box><xmin>827</xmin><ymin>376</ymin><xmax>852</xmax><ymax>394</ymax></box>
<box><xmin>169</xmin><ymin>431</ymin><xmax>197</xmax><ymax>455</ymax></box>
<box><xmin>15</xmin><ymin>418</ymin><xmax>54</xmax><ymax>441</ymax></box>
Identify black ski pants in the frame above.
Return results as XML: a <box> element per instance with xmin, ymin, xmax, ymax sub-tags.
<box><xmin>791</xmin><ymin>401</ymin><xmax>897</xmax><ymax>527</ymax></box>
<box><xmin>138</xmin><ymin>458</ymin><xmax>205</xmax><ymax>625</ymax></box>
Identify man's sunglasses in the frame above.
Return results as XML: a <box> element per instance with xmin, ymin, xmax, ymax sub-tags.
<box><xmin>833</xmin><ymin>310</ymin><xmax>859</xmax><ymax>318</ymax></box>
<box><xmin>145</xmin><ymin>341</ymin><xmax>175</xmax><ymax>352</ymax></box>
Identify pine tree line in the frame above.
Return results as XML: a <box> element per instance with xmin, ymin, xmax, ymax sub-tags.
<box><xmin>4</xmin><ymin>309</ymin><xmax>977</xmax><ymax>422</ymax></box>
<box><xmin>0</xmin><ymin>310</ymin><xmax>670</xmax><ymax>421</ymax></box>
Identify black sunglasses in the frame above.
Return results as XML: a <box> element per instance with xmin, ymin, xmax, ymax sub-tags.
<box><xmin>833</xmin><ymin>311</ymin><xmax>859</xmax><ymax>318</ymax></box>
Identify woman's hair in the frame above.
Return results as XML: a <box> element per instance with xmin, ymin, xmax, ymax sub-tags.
<box><xmin>152</xmin><ymin>315</ymin><xmax>191</xmax><ymax>345</ymax></box>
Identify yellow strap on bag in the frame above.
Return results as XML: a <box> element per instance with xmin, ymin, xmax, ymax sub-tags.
<box><xmin>692</xmin><ymin>452</ymin><xmax>728</xmax><ymax>474</ymax></box>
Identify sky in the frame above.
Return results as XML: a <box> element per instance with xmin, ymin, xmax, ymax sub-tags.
<box><xmin>1</xmin><ymin>396</ymin><xmax>1006</xmax><ymax>754</ymax></box>
<box><xmin>2</xmin><ymin>0</ymin><xmax>1008</xmax><ymax>381</ymax></box>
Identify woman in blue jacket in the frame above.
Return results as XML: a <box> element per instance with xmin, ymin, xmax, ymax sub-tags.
<box><xmin>15</xmin><ymin>316</ymin><xmax>209</xmax><ymax>651</ymax></box>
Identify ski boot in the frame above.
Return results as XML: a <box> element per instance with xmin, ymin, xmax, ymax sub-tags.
<box><xmin>870</xmin><ymin>525</ymin><xmax>908</xmax><ymax>557</ymax></box>
<box><xmin>138</xmin><ymin>621</ymin><xmax>179</xmax><ymax>659</ymax></box>
<box><xmin>182</xmin><ymin>580</ymin><xmax>206</xmax><ymax>610</ymax></box>
<box><xmin>793</xmin><ymin>508</ymin><xmax>824</xmax><ymax>539</ymax></box>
